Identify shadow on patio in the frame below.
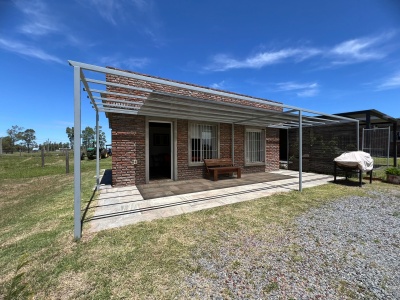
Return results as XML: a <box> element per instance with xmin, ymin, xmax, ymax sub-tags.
<box><xmin>84</xmin><ymin>170</ymin><xmax>334</xmax><ymax>232</ymax></box>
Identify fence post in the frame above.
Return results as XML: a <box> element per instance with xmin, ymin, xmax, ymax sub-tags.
<box><xmin>66</xmin><ymin>150</ymin><xmax>70</xmax><ymax>174</ymax></box>
<box><xmin>41</xmin><ymin>147</ymin><xmax>45</xmax><ymax>167</ymax></box>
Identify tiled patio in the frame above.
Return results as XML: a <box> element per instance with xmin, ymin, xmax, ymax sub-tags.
<box><xmin>87</xmin><ymin>170</ymin><xmax>335</xmax><ymax>232</ymax></box>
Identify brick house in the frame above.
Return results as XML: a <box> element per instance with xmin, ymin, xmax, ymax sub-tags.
<box><xmin>105</xmin><ymin>68</ymin><xmax>282</xmax><ymax>186</ymax></box>
<box><xmin>70</xmin><ymin>61</ymin><xmax>358</xmax><ymax>239</ymax></box>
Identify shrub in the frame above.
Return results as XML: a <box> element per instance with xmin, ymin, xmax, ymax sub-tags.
<box><xmin>385</xmin><ymin>167</ymin><xmax>400</xmax><ymax>176</ymax></box>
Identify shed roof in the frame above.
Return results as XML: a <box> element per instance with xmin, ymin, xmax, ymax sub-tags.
<box><xmin>335</xmin><ymin>109</ymin><xmax>398</xmax><ymax>126</ymax></box>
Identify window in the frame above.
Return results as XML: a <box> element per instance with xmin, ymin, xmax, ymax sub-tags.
<box><xmin>189</xmin><ymin>123</ymin><xmax>218</xmax><ymax>163</ymax></box>
<box><xmin>245</xmin><ymin>128</ymin><xmax>265</xmax><ymax>164</ymax></box>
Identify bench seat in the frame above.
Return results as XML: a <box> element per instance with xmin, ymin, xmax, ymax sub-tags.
<box><xmin>204</xmin><ymin>158</ymin><xmax>241</xmax><ymax>181</ymax></box>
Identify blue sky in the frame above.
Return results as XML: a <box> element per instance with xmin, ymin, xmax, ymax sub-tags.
<box><xmin>1</xmin><ymin>0</ymin><xmax>400</xmax><ymax>146</ymax></box>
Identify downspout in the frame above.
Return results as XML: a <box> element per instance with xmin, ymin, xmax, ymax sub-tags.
<box><xmin>73</xmin><ymin>66</ymin><xmax>82</xmax><ymax>240</ymax></box>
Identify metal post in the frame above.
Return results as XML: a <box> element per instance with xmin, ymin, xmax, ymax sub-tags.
<box><xmin>362</xmin><ymin>127</ymin><xmax>364</xmax><ymax>151</ymax></box>
<box><xmin>299</xmin><ymin>110</ymin><xmax>302</xmax><ymax>192</ymax></box>
<box><xmin>286</xmin><ymin>128</ymin><xmax>289</xmax><ymax>165</ymax></box>
<box><xmin>96</xmin><ymin>110</ymin><xmax>100</xmax><ymax>191</ymax></box>
<box><xmin>394</xmin><ymin>122</ymin><xmax>398</xmax><ymax>167</ymax></box>
<box><xmin>387</xmin><ymin>127</ymin><xmax>390</xmax><ymax>167</ymax></box>
<box><xmin>66</xmin><ymin>149</ymin><xmax>69</xmax><ymax>174</ymax></box>
<box><xmin>41</xmin><ymin>147</ymin><xmax>45</xmax><ymax>167</ymax></box>
<box><xmin>357</xmin><ymin>121</ymin><xmax>360</xmax><ymax>151</ymax></box>
<box><xmin>73</xmin><ymin>66</ymin><xmax>82</xmax><ymax>240</ymax></box>
<box><xmin>231</xmin><ymin>123</ymin><xmax>235</xmax><ymax>164</ymax></box>
<box><xmin>0</xmin><ymin>137</ymin><xmax>2</xmax><ymax>155</ymax></box>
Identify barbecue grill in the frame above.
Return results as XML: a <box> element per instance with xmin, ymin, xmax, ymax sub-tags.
<box><xmin>333</xmin><ymin>151</ymin><xmax>373</xmax><ymax>187</ymax></box>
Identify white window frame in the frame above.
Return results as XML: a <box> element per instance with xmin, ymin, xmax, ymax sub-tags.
<box><xmin>188</xmin><ymin>122</ymin><xmax>219</xmax><ymax>166</ymax></box>
<box><xmin>245</xmin><ymin>127</ymin><xmax>266</xmax><ymax>166</ymax></box>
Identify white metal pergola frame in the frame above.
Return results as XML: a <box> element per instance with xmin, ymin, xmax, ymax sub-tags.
<box><xmin>70</xmin><ymin>60</ymin><xmax>359</xmax><ymax>240</ymax></box>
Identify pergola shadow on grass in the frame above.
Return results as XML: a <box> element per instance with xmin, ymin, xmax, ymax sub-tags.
<box><xmin>80</xmin><ymin>169</ymin><xmax>112</xmax><ymax>228</ymax></box>
<box><xmin>69</xmin><ymin>61</ymin><xmax>359</xmax><ymax>239</ymax></box>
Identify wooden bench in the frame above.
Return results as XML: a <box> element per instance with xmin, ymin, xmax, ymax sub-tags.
<box><xmin>204</xmin><ymin>158</ymin><xmax>241</xmax><ymax>181</ymax></box>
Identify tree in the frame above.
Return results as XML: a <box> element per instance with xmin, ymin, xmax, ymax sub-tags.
<box><xmin>7</xmin><ymin>125</ymin><xmax>24</xmax><ymax>153</ymax></box>
<box><xmin>1</xmin><ymin>136</ymin><xmax>12</xmax><ymax>153</ymax></box>
<box><xmin>20</xmin><ymin>129</ymin><xmax>36</xmax><ymax>153</ymax></box>
<box><xmin>66</xmin><ymin>127</ymin><xmax>74</xmax><ymax>149</ymax></box>
<box><xmin>81</xmin><ymin>126</ymin><xmax>95</xmax><ymax>149</ymax></box>
<box><xmin>99</xmin><ymin>129</ymin><xmax>107</xmax><ymax>148</ymax></box>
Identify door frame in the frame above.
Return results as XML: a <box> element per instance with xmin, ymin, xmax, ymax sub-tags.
<box><xmin>145</xmin><ymin>117</ymin><xmax>177</xmax><ymax>183</ymax></box>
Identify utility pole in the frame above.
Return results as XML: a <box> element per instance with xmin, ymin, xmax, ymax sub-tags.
<box><xmin>0</xmin><ymin>137</ymin><xmax>2</xmax><ymax>155</ymax></box>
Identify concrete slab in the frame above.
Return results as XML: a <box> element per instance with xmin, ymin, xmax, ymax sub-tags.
<box><xmin>87</xmin><ymin>171</ymin><xmax>338</xmax><ymax>233</ymax></box>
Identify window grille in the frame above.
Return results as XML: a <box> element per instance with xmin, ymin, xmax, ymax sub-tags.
<box><xmin>245</xmin><ymin>129</ymin><xmax>265</xmax><ymax>163</ymax></box>
<box><xmin>190</xmin><ymin>123</ymin><xmax>218</xmax><ymax>163</ymax></box>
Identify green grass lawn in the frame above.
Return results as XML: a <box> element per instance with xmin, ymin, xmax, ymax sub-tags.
<box><xmin>0</xmin><ymin>152</ymin><xmax>399</xmax><ymax>299</ymax></box>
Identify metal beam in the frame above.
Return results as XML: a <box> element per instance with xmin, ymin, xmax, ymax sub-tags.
<box><xmin>96</xmin><ymin>102</ymin><xmax>142</xmax><ymax>110</ymax></box>
<box><xmin>394</xmin><ymin>122</ymin><xmax>398</xmax><ymax>167</ymax></box>
<box><xmin>231</xmin><ymin>124</ymin><xmax>235</xmax><ymax>163</ymax></box>
<box><xmin>80</xmin><ymin>70</ymin><xmax>98</xmax><ymax>111</ymax></box>
<box><xmin>96</xmin><ymin>110</ymin><xmax>100</xmax><ymax>191</ymax></box>
<box><xmin>89</xmin><ymin>88</ymin><xmax>148</xmax><ymax>99</ymax></box>
<box><xmin>299</xmin><ymin>110</ymin><xmax>303</xmax><ymax>192</ymax></box>
<box><xmin>92</xmin><ymin>95</ymin><xmax>146</xmax><ymax>102</ymax></box>
<box><xmin>73</xmin><ymin>66</ymin><xmax>82</xmax><ymax>240</ymax></box>
<box><xmin>357</xmin><ymin>120</ymin><xmax>360</xmax><ymax>150</ymax></box>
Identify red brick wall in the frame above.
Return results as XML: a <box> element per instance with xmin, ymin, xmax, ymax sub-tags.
<box><xmin>109</xmin><ymin>114</ymin><xmax>146</xmax><ymax>186</ymax></box>
<box><xmin>266</xmin><ymin>128</ymin><xmax>280</xmax><ymax>171</ymax></box>
<box><xmin>105</xmin><ymin>69</ymin><xmax>282</xmax><ymax>186</ymax></box>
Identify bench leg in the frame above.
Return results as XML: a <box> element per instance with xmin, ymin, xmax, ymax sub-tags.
<box><xmin>359</xmin><ymin>170</ymin><xmax>362</xmax><ymax>187</ymax></box>
<box><xmin>214</xmin><ymin>170</ymin><xmax>218</xmax><ymax>181</ymax></box>
<box><xmin>334</xmin><ymin>162</ymin><xmax>337</xmax><ymax>182</ymax></box>
<box><xmin>237</xmin><ymin>169</ymin><xmax>241</xmax><ymax>179</ymax></box>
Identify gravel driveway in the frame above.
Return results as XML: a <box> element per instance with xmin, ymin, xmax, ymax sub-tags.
<box><xmin>181</xmin><ymin>189</ymin><xmax>400</xmax><ymax>299</ymax></box>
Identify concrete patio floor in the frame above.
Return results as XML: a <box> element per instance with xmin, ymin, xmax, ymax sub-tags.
<box><xmin>87</xmin><ymin>170</ymin><xmax>335</xmax><ymax>232</ymax></box>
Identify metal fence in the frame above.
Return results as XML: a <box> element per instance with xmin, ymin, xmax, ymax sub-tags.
<box><xmin>362</xmin><ymin>127</ymin><xmax>390</xmax><ymax>167</ymax></box>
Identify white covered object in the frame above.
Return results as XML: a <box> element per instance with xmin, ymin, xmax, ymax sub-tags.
<box><xmin>334</xmin><ymin>151</ymin><xmax>374</xmax><ymax>172</ymax></box>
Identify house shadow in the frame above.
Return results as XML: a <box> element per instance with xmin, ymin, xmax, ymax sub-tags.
<box><xmin>100</xmin><ymin>169</ymin><xmax>112</xmax><ymax>186</ymax></box>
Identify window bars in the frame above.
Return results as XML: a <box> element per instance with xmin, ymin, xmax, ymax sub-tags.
<box><xmin>246</xmin><ymin>129</ymin><xmax>265</xmax><ymax>163</ymax></box>
<box><xmin>190</xmin><ymin>123</ymin><xmax>218</xmax><ymax>163</ymax></box>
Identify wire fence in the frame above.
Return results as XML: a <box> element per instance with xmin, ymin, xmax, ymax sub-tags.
<box><xmin>362</xmin><ymin>127</ymin><xmax>390</xmax><ymax>167</ymax></box>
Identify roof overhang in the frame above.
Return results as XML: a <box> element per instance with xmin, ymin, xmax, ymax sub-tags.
<box><xmin>69</xmin><ymin>60</ymin><xmax>356</xmax><ymax>129</ymax></box>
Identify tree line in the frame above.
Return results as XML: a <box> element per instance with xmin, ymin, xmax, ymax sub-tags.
<box><xmin>1</xmin><ymin>125</ymin><xmax>107</xmax><ymax>154</ymax></box>
<box><xmin>66</xmin><ymin>126</ymin><xmax>107</xmax><ymax>150</ymax></box>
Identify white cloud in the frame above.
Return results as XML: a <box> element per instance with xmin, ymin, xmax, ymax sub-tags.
<box><xmin>0</xmin><ymin>38</ymin><xmax>63</xmax><ymax>64</ymax></box>
<box><xmin>99</xmin><ymin>55</ymin><xmax>150</xmax><ymax>69</ymax></box>
<box><xmin>85</xmin><ymin>0</ymin><xmax>121</xmax><ymax>25</ymax></box>
<box><xmin>376</xmin><ymin>72</ymin><xmax>400</xmax><ymax>90</ymax></box>
<box><xmin>210</xmin><ymin>80</ymin><xmax>227</xmax><ymax>89</ymax></box>
<box><xmin>328</xmin><ymin>33</ymin><xmax>392</xmax><ymax>65</ymax></box>
<box><xmin>15</xmin><ymin>0</ymin><xmax>59</xmax><ymax>36</ymax></box>
<box><xmin>205</xmin><ymin>32</ymin><xmax>396</xmax><ymax>72</ymax></box>
<box><xmin>207</xmin><ymin>48</ymin><xmax>320</xmax><ymax>71</ymax></box>
<box><xmin>276</xmin><ymin>81</ymin><xmax>319</xmax><ymax>97</ymax></box>
<box><xmin>86</xmin><ymin>0</ymin><xmax>156</xmax><ymax>25</ymax></box>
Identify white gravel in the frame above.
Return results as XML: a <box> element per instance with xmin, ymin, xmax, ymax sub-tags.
<box><xmin>181</xmin><ymin>189</ymin><xmax>400</xmax><ymax>299</ymax></box>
